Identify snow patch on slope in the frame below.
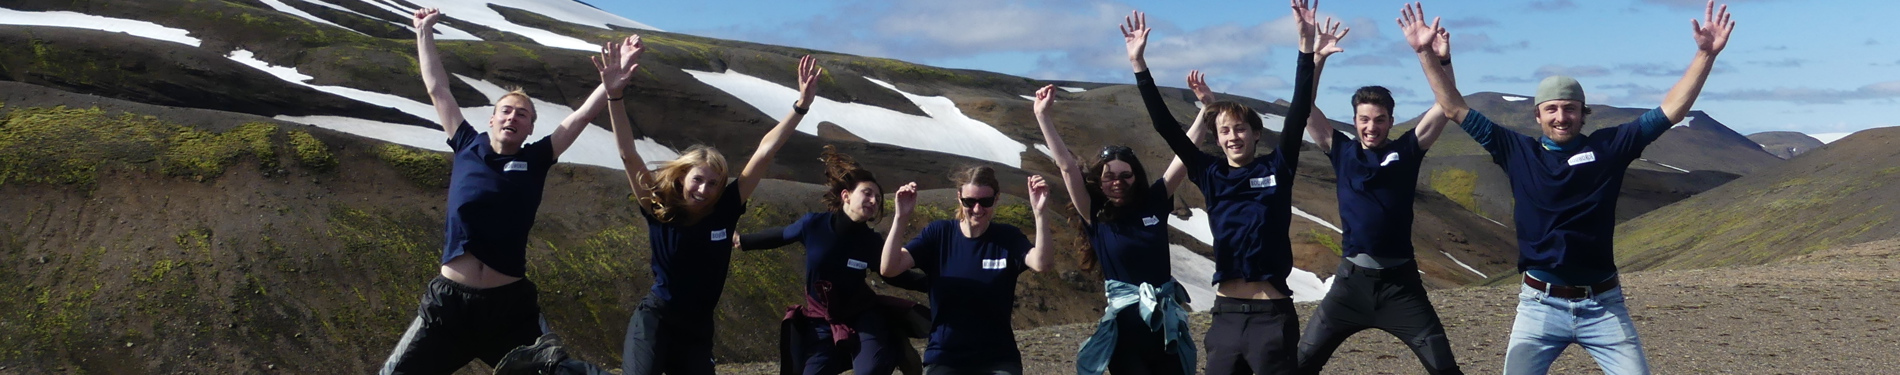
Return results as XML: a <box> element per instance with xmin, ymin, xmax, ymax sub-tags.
<box><xmin>230</xmin><ymin>49</ymin><xmax>672</xmax><ymax>168</ymax></box>
<box><xmin>0</xmin><ymin>8</ymin><xmax>201</xmax><ymax>47</ymax></box>
<box><xmin>681</xmin><ymin>69</ymin><xmax>1026</xmax><ymax>167</ymax></box>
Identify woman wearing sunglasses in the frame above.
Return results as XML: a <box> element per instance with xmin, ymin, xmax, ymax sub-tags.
<box><xmin>1124</xmin><ymin>1</ymin><xmax>1346</xmax><ymax>373</ymax></box>
<box><xmin>1030</xmin><ymin>82</ymin><xmax>1209</xmax><ymax>375</ymax></box>
<box><xmin>877</xmin><ymin>166</ymin><xmax>1055</xmax><ymax>375</ymax></box>
<box><xmin>608</xmin><ymin>49</ymin><xmax>827</xmax><ymax>374</ymax></box>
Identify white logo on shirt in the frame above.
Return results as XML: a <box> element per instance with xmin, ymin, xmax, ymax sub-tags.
<box><xmin>846</xmin><ymin>259</ymin><xmax>869</xmax><ymax>270</ymax></box>
<box><xmin>1249</xmin><ymin>176</ymin><xmax>1277</xmax><ymax>188</ymax></box>
<box><xmin>1567</xmin><ymin>151</ymin><xmax>1597</xmax><ymax>166</ymax></box>
<box><xmin>1141</xmin><ymin>216</ymin><xmax>1160</xmax><ymax>227</ymax></box>
<box><xmin>710</xmin><ymin>229</ymin><xmax>729</xmax><ymax>242</ymax></box>
<box><xmin>504</xmin><ymin>161</ymin><xmax>529</xmax><ymax>172</ymax></box>
<box><xmin>1381</xmin><ymin>152</ymin><xmax>1402</xmax><ymax>167</ymax></box>
<box><xmin>981</xmin><ymin>258</ymin><xmax>1008</xmax><ymax>270</ymax></box>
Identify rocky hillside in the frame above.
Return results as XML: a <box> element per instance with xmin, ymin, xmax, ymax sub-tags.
<box><xmin>1748</xmin><ymin>131</ymin><xmax>1824</xmax><ymax>159</ymax></box>
<box><xmin>1615</xmin><ymin>126</ymin><xmax>1900</xmax><ymax>272</ymax></box>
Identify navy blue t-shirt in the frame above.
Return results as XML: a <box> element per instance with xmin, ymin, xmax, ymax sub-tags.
<box><xmin>903</xmin><ymin>220</ymin><xmax>1034</xmax><ymax>366</ymax></box>
<box><xmin>1136</xmin><ymin>53</ymin><xmax>1317</xmax><ymax>296</ymax></box>
<box><xmin>1085</xmin><ymin>179</ymin><xmax>1175</xmax><ymax>286</ymax></box>
<box><xmin>643</xmin><ymin>180</ymin><xmax>746</xmax><ymax>312</ymax></box>
<box><xmin>1461</xmin><ymin>108</ymin><xmax>1670</xmax><ymax>285</ymax></box>
<box><xmin>440</xmin><ymin>122</ymin><xmax>556</xmax><ymax>278</ymax></box>
<box><xmin>780</xmin><ymin>212</ymin><xmax>882</xmax><ymax>309</ymax></box>
<box><xmin>1327</xmin><ymin>130</ymin><xmax>1427</xmax><ymax>259</ymax></box>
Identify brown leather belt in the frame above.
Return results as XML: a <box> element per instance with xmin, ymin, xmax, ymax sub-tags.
<box><xmin>1522</xmin><ymin>274</ymin><xmax>1619</xmax><ymax>299</ymax></box>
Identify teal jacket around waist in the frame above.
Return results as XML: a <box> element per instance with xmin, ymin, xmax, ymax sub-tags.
<box><xmin>1076</xmin><ymin>279</ymin><xmax>1195</xmax><ymax>375</ymax></box>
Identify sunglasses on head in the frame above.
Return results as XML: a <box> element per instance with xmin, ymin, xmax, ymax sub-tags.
<box><xmin>1099</xmin><ymin>145</ymin><xmax>1135</xmax><ymax>160</ymax></box>
<box><xmin>959</xmin><ymin>195</ymin><xmax>997</xmax><ymax>208</ymax></box>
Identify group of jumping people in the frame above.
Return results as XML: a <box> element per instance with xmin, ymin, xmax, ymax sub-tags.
<box><xmin>376</xmin><ymin>0</ymin><xmax>1738</xmax><ymax>374</ymax></box>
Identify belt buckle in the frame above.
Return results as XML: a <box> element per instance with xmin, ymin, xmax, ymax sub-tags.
<box><xmin>1577</xmin><ymin>284</ymin><xmax>1594</xmax><ymax>299</ymax></box>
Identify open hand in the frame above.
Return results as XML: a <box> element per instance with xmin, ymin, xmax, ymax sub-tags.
<box><xmin>795</xmin><ymin>55</ymin><xmax>823</xmax><ymax>110</ymax></box>
<box><xmin>1692</xmin><ymin>0</ymin><xmax>1735</xmax><ymax>55</ymax></box>
<box><xmin>1314</xmin><ymin>17</ymin><xmax>1350</xmax><ymax>59</ymax></box>
<box><xmin>1292</xmin><ymin>0</ymin><xmax>1320</xmax><ymax>53</ymax></box>
<box><xmin>592</xmin><ymin>35</ymin><xmax>643</xmax><ymax>93</ymax></box>
<box><xmin>1033</xmin><ymin>85</ymin><xmax>1058</xmax><ymax>116</ymax></box>
<box><xmin>1398</xmin><ymin>2</ymin><xmax>1443</xmax><ymax>55</ymax></box>
<box><xmin>1027</xmin><ymin>175</ymin><xmax>1050</xmax><ymax>214</ymax></box>
<box><xmin>1187</xmin><ymin>70</ymin><xmax>1216</xmax><ymax>104</ymax></box>
<box><xmin>1121</xmin><ymin>10</ymin><xmax>1151</xmax><ymax>63</ymax></box>
<box><xmin>413</xmin><ymin>8</ymin><xmax>443</xmax><ymax>32</ymax></box>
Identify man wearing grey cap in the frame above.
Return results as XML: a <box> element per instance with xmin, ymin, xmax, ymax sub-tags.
<box><xmin>1400</xmin><ymin>1</ymin><xmax>1735</xmax><ymax>374</ymax></box>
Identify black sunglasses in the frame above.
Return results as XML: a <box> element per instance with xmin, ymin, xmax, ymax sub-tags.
<box><xmin>1101</xmin><ymin>171</ymin><xmax>1134</xmax><ymax>181</ymax></box>
<box><xmin>959</xmin><ymin>195</ymin><xmax>997</xmax><ymax>208</ymax></box>
<box><xmin>1099</xmin><ymin>145</ymin><xmax>1135</xmax><ymax>160</ymax></box>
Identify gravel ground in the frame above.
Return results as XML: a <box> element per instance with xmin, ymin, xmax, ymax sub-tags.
<box><xmin>715</xmin><ymin>239</ymin><xmax>1900</xmax><ymax>374</ymax></box>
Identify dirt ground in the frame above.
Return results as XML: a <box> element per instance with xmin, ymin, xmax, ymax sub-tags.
<box><xmin>715</xmin><ymin>238</ymin><xmax>1900</xmax><ymax>374</ymax></box>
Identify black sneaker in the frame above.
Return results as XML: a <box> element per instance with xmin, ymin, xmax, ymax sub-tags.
<box><xmin>494</xmin><ymin>333</ymin><xmax>568</xmax><ymax>375</ymax></box>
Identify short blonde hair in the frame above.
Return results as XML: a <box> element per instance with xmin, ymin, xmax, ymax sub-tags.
<box><xmin>494</xmin><ymin>87</ymin><xmax>537</xmax><ymax>121</ymax></box>
<box><xmin>641</xmin><ymin>145</ymin><xmax>729</xmax><ymax>223</ymax></box>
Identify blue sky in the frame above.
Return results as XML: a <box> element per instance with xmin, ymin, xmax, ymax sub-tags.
<box><xmin>598</xmin><ymin>0</ymin><xmax>1899</xmax><ymax>136</ymax></box>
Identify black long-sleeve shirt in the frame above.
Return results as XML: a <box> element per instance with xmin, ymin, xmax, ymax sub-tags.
<box><xmin>1137</xmin><ymin>52</ymin><xmax>1318</xmax><ymax>296</ymax></box>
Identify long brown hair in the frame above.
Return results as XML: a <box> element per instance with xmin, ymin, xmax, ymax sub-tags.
<box><xmin>640</xmin><ymin>145</ymin><xmax>728</xmax><ymax>224</ymax></box>
<box><xmin>820</xmin><ymin>145</ymin><xmax>882</xmax><ymax>221</ymax></box>
<box><xmin>1071</xmin><ymin>145</ymin><xmax>1151</xmax><ymax>272</ymax></box>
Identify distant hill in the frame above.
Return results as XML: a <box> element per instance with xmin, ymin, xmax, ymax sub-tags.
<box><xmin>1616</xmin><ymin>127</ymin><xmax>1900</xmax><ymax>272</ymax></box>
<box><xmin>1747</xmin><ymin>131</ymin><xmax>1823</xmax><ymax>159</ymax></box>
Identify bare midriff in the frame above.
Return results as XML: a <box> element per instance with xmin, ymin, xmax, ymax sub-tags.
<box><xmin>1216</xmin><ymin>279</ymin><xmax>1289</xmax><ymax>300</ymax></box>
<box><xmin>440</xmin><ymin>254</ymin><xmax>522</xmax><ymax>289</ymax></box>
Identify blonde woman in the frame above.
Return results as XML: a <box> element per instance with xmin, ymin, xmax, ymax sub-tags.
<box><xmin>606</xmin><ymin>41</ymin><xmax>825</xmax><ymax>374</ymax></box>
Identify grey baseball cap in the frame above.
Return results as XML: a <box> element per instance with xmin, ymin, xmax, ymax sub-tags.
<box><xmin>1534</xmin><ymin>76</ymin><xmax>1585</xmax><ymax>106</ymax></box>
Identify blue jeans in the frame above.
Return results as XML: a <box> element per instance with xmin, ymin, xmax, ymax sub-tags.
<box><xmin>1504</xmin><ymin>284</ymin><xmax>1649</xmax><ymax>375</ymax></box>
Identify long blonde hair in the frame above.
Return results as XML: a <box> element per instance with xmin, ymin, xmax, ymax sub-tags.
<box><xmin>641</xmin><ymin>145</ymin><xmax>729</xmax><ymax>224</ymax></box>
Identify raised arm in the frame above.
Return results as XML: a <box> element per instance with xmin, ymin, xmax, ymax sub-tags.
<box><xmin>1023</xmin><ymin>175</ymin><xmax>1057</xmax><ymax>273</ymax></box>
<box><xmin>737</xmin><ymin>55</ymin><xmax>822</xmax><ymax>201</ymax></box>
<box><xmin>879</xmin><ymin>182</ymin><xmax>920</xmax><ymax>277</ymax></box>
<box><xmin>1306</xmin><ymin>105</ymin><xmax>1334</xmax><ymax>154</ymax></box>
<box><xmin>1303</xmin><ymin>13</ymin><xmax>1349</xmax><ymax>155</ymax></box>
<box><xmin>1660</xmin><ymin>1</ymin><xmax>1734</xmax><ymax>124</ymax></box>
<box><xmin>600</xmin><ymin>37</ymin><xmax>656</xmax><ymax>202</ymax></box>
<box><xmin>1124</xmin><ymin>11</ymin><xmax>1212</xmax><ymax>171</ymax></box>
<box><xmin>552</xmin><ymin>36</ymin><xmax>640</xmax><ymax>158</ymax></box>
<box><xmin>1413</xmin><ymin>27</ymin><xmax>1456</xmax><ymax>150</ymax></box>
<box><xmin>1402</xmin><ymin>2</ymin><xmax>1470</xmax><ymax>124</ymax></box>
<box><xmin>412</xmin><ymin>8</ymin><xmax>464</xmax><ymax>134</ymax></box>
<box><xmin>1279</xmin><ymin>0</ymin><xmax>1333</xmax><ymax>173</ymax></box>
<box><xmin>1161</xmin><ymin>71</ymin><xmax>1217</xmax><ymax>196</ymax></box>
<box><xmin>1031</xmin><ymin>85</ymin><xmax>1094</xmax><ymax>224</ymax></box>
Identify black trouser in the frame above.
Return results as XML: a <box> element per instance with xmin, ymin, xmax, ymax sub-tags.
<box><xmin>802</xmin><ymin>312</ymin><xmax>899</xmax><ymax>375</ymax></box>
<box><xmin>381</xmin><ymin>276</ymin><xmax>547</xmax><ymax>375</ymax></box>
<box><xmin>1296</xmin><ymin>261</ymin><xmax>1461</xmax><ymax>375</ymax></box>
<box><xmin>1107</xmin><ymin>308</ymin><xmax>1185</xmax><ymax>375</ymax></box>
<box><xmin>1205</xmin><ymin>296</ymin><xmax>1300</xmax><ymax>375</ymax></box>
<box><xmin>922</xmin><ymin>361</ymin><xmax>1023</xmax><ymax>375</ymax></box>
<box><xmin>622</xmin><ymin>294</ymin><xmax>716</xmax><ymax>375</ymax></box>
